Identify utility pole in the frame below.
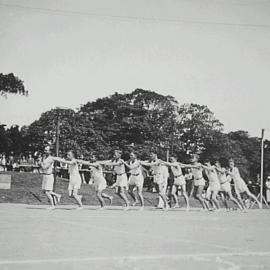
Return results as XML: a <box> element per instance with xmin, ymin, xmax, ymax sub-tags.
<box><xmin>260</xmin><ymin>128</ymin><xmax>265</xmax><ymax>206</ymax></box>
<box><xmin>53</xmin><ymin>110</ymin><xmax>61</xmax><ymax>193</ymax></box>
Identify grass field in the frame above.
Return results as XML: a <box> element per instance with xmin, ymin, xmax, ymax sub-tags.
<box><xmin>0</xmin><ymin>172</ymin><xmax>270</xmax><ymax>269</ymax></box>
<box><xmin>0</xmin><ymin>172</ymin><xmax>207</xmax><ymax>208</ymax></box>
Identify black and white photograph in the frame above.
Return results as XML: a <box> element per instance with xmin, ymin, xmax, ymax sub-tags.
<box><xmin>0</xmin><ymin>0</ymin><xmax>270</xmax><ymax>269</ymax></box>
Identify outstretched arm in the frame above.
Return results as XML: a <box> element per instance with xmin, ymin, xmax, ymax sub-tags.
<box><xmin>123</xmin><ymin>161</ymin><xmax>140</xmax><ymax>170</ymax></box>
<box><xmin>140</xmin><ymin>160</ymin><xmax>161</xmax><ymax>166</ymax></box>
<box><xmin>103</xmin><ymin>159</ymin><xmax>123</xmax><ymax>166</ymax></box>
<box><xmin>201</xmin><ymin>164</ymin><xmax>214</xmax><ymax>171</ymax></box>
<box><xmin>163</xmin><ymin>161</ymin><xmax>178</xmax><ymax>168</ymax></box>
<box><xmin>215</xmin><ymin>166</ymin><xmax>226</xmax><ymax>174</ymax></box>
<box><xmin>179</xmin><ymin>162</ymin><xmax>200</xmax><ymax>169</ymax></box>
<box><xmin>51</xmin><ymin>157</ymin><xmax>75</xmax><ymax>166</ymax></box>
<box><xmin>76</xmin><ymin>159</ymin><xmax>99</xmax><ymax>168</ymax></box>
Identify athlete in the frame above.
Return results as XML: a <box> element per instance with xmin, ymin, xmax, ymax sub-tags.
<box><xmin>203</xmin><ymin>160</ymin><xmax>221</xmax><ymax>211</ymax></box>
<box><xmin>163</xmin><ymin>157</ymin><xmax>190</xmax><ymax>210</ymax></box>
<box><xmin>214</xmin><ymin>160</ymin><xmax>243</xmax><ymax>210</ymax></box>
<box><xmin>181</xmin><ymin>155</ymin><xmax>208</xmax><ymax>211</ymax></box>
<box><xmin>140</xmin><ymin>152</ymin><xmax>169</xmax><ymax>210</ymax></box>
<box><xmin>38</xmin><ymin>146</ymin><xmax>61</xmax><ymax>210</ymax></box>
<box><xmin>56</xmin><ymin>150</ymin><xmax>83</xmax><ymax>210</ymax></box>
<box><xmin>78</xmin><ymin>155</ymin><xmax>113</xmax><ymax>209</ymax></box>
<box><xmin>228</xmin><ymin>159</ymin><xmax>262</xmax><ymax>209</ymax></box>
<box><xmin>104</xmin><ymin>150</ymin><xmax>130</xmax><ymax>210</ymax></box>
<box><xmin>124</xmin><ymin>152</ymin><xmax>144</xmax><ymax>209</ymax></box>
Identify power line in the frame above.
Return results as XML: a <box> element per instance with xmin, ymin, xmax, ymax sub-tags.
<box><xmin>1</xmin><ymin>2</ymin><xmax>270</xmax><ymax>29</ymax></box>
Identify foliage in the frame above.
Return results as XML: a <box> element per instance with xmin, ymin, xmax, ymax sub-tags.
<box><xmin>0</xmin><ymin>73</ymin><xmax>27</xmax><ymax>97</ymax></box>
<box><xmin>1</xmin><ymin>89</ymin><xmax>268</xmax><ymax>181</ymax></box>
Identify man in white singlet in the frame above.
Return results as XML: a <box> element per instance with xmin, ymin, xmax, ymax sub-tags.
<box><xmin>124</xmin><ymin>152</ymin><xmax>144</xmax><ymax>209</ymax></box>
<box><xmin>56</xmin><ymin>150</ymin><xmax>83</xmax><ymax>210</ymax></box>
<box><xmin>105</xmin><ymin>150</ymin><xmax>130</xmax><ymax>210</ymax></box>
<box><xmin>203</xmin><ymin>160</ymin><xmax>221</xmax><ymax>210</ymax></box>
<box><xmin>181</xmin><ymin>155</ymin><xmax>208</xmax><ymax>210</ymax></box>
<box><xmin>164</xmin><ymin>157</ymin><xmax>190</xmax><ymax>210</ymax></box>
<box><xmin>215</xmin><ymin>160</ymin><xmax>242</xmax><ymax>210</ymax></box>
<box><xmin>39</xmin><ymin>146</ymin><xmax>61</xmax><ymax>210</ymax></box>
<box><xmin>228</xmin><ymin>159</ymin><xmax>261</xmax><ymax>209</ymax></box>
<box><xmin>79</xmin><ymin>155</ymin><xmax>113</xmax><ymax>209</ymax></box>
<box><xmin>140</xmin><ymin>152</ymin><xmax>168</xmax><ymax>210</ymax></box>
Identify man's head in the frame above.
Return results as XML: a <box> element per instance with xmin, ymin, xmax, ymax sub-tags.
<box><xmin>204</xmin><ymin>159</ymin><xmax>211</xmax><ymax>166</ymax></box>
<box><xmin>130</xmin><ymin>152</ymin><xmax>137</xmax><ymax>161</ymax></box>
<box><xmin>169</xmin><ymin>156</ymin><xmax>177</xmax><ymax>163</ymax></box>
<box><xmin>190</xmin><ymin>154</ymin><xmax>199</xmax><ymax>163</ymax></box>
<box><xmin>114</xmin><ymin>150</ymin><xmax>122</xmax><ymax>159</ymax></box>
<box><xmin>229</xmin><ymin>158</ymin><xmax>234</xmax><ymax>168</ymax></box>
<box><xmin>91</xmin><ymin>155</ymin><xmax>97</xmax><ymax>162</ymax></box>
<box><xmin>67</xmin><ymin>150</ymin><xmax>75</xmax><ymax>160</ymax></box>
<box><xmin>44</xmin><ymin>146</ymin><xmax>51</xmax><ymax>155</ymax></box>
<box><xmin>150</xmin><ymin>151</ymin><xmax>157</xmax><ymax>161</ymax></box>
<box><xmin>215</xmin><ymin>160</ymin><xmax>221</xmax><ymax>167</ymax></box>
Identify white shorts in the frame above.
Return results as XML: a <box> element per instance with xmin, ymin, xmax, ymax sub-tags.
<box><xmin>235</xmin><ymin>180</ymin><xmax>249</xmax><ymax>194</ymax></box>
<box><xmin>208</xmin><ymin>181</ymin><xmax>220</xmax><ymax>192</ymax></box>
<box><xmin>93</xmin><ymin>176</ymin><xmax>107</xmax><ymax>191</ymax></box>
<box><xmin>194</xmin><ymin>178</ymin><xmax>205</xmax><ymax>187</ymax></box>
<box><xmin>129</xmin><ymin>174</ymin><xmax>144</xmax><ymax>188</ymax></box>
<box><xmin>220</xmin><ymin>182</ymin><xmax>231</xmax><ymax>193</ymax></box>
<box><xmin>174</xmin><ymin>175</ymin><xmax>186</xmax><ymax>186</ymax></box>
<box><xmin>68</xmin><ymin>175</ymin><xmax>81</xmax><ymax>191</ymax></box>
<box><xmin>153</xmin><ymin>174</ymin><xmax>166</xmax><ymax>185</ymax></box>
<box><xmin>42</xmin><ymin>174</ymin><xmax>54</xmax><ymax>191</ymax></box>
<box><xmin>154</xmin><ymin>176</ymin><xmax>167</xmax><ymax>193</ymax></box>
<box><xmin>116</xmin><ymin>174</ymin><xmax>128</xmax><ymax>188</ymax></box>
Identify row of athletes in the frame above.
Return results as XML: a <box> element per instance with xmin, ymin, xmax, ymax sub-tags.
<box><xmin>39</xmin><ymin>146</ymin><xmax>262</xmax><ymax>210</ymax></box>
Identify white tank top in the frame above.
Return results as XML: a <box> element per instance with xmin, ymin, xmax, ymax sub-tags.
<box><xmin>171</xmin><ymin>164</ymin><xmax>182</xmax><ymax>176</ymax></box>
<box><xmin>206</xmin><ymin>166</ymin><xmax>219</xmax><ymax>183</ymax></box>
<box><xmin>68</xmin><ymin>159</ymin><xmax>80</xmax><ymax>177</ymax></box>
<box><xmin>114</xmin><ymin>159</ymin><xmax>126</xmax><ymax>175</ymax></box>
<box><xmin>191</xmin><ymin>164</ymin><xmax>203</xmax><ymax>179</ymax></box>
<box><xmin>216</xmin><ymin>168</ymin><xmax>227</xmax><ymax>184</ymax></box>
<box><xmin>151</xmin><ymin>159</ymin><xmax>162</xmax><ymax>175</ymax></box>
<box><xmin>129</xmin><ymin>160</ymin><xmax>142</xmax><ymax>175</ymax></box>
<box><xmin>40</xmin><ymin>155</ymin><xmax>54</xmax><ymax>174</ymax></box>
<box><xmin>91</xmin><ymin>164</ymin><xmax>104</xmax><ymax>179</ymax></box>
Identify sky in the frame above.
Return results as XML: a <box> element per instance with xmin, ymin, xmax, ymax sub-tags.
<box><xmin>0</xmin><ymin>0</ymin><xmax>270</xmax><ymax>138</ymax></box>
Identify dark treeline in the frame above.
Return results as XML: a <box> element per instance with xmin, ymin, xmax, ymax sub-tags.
<box><xmin>1</xmin><ymin>89</ymin><xmax>269</xmax><ymax>182</ymax></box>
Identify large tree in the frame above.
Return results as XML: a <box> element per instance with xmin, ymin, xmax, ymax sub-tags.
<box><xmin>3</xmin><ymin>89</ymin><xmax>268</xmax><ymax>181</ymax></box>
<box><xmin>21</xmin><ymin>89</ymin><xmax>223</xmax><ymax>160</ymax></box>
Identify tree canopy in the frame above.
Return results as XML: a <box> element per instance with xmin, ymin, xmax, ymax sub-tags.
<box><xmin>0</xmin><ymin>73</ymin><xmax>27</xmax><ymax>97</ymax></box>
<box><xmin>0</xmin><ymin>88</ymin><xmax>267</xmax><ymax>181</ymax></box>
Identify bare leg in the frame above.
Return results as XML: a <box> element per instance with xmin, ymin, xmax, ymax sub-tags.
<box><xmin>246</xmin><ymin>190</ymin><xmax>262</xmax><ymax>209</ymax></box>
<box><xmin>101</xmin><ymin>192</ymin><xmax>113</xmax><ymax>205</ymax></box>
<box><xmin>171</xmin><ymin>185</ymin><xmax>179</xmax><ymax>208</ymax></box>
<box><xmin>96</xmin><ymin>190</ymin><xmax>105</xmax><ymax>207</ymax></box>
<box><xmin>45</xmin><ymin>191</ymin><xmax>55</xmax><ymax>207</ymax></box>
<box><xmin>50</xmin><ymin>191</ymin><xmax>61</xmax><ymax>204</ymax></box>
<box><xmin>211</xmin><ymin>190</ymin><xmax>220</xmax><ymax>210</ymax></box>
<box><xmin>227</xmin><ymin>191</ymin><xmax>243</xmax><ymax>210</ymax></box>
<box><xmin>117</xmin><ymin>187</ymin><xmax>130</xmax><ymax>208</ymax></box>
<box><xmin>128</xmin><ymin>185</ymin><xmax>138</xmax><ymax>206</ymax></box>
<box><xmin>70</xmin><ymin>189</ymin><xmax>83</xmax><ymax>208</ymax></box>
<box><xmin>236</xmin><ymin>192</ymin><xmax>246</xmax><ymax>210</ymax></box>
<box><xmin>195</xmin><ymin>186</ymin><xmax>208</xmax><ymax>210</ymax></box>
<box><xmin>181</xmin><ymin>185</ymin><xmax>190</xmax><ymax>211</ymax></box>
<box><xmin>157</xmin><ymin>183</ymin><xmax>168</xmax><ymax>209</ymax></box>
<box><xmin>220</xmin><ymin>192</ymin><xmax>228</xmax><ymax>209</ymax></box>
<box><xmin>137</xmin><ymin>186</ymin><xmax>144</xmax><ymax>208</ymax></box>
